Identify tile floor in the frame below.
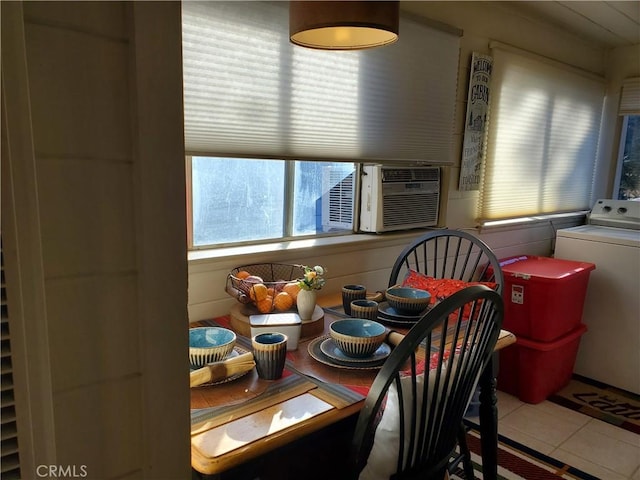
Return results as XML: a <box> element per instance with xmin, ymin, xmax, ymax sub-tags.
<box><xmin>494</xmin><ymin>390</ymin><xmax>640</xmax><ymax>480</ymax></box>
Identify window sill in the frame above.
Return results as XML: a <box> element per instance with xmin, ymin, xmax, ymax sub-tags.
<box><xmin>187</xmin><ymin>230</ymin><xmax>430</xmax><ymax>265</ymax></box>
<box><xmin>477</xmin><ymin>212</ymin><xmax>587</xmax><ymax>234</ymax></box>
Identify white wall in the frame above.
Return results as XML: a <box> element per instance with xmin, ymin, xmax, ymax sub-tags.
<box><xmin>2</xmin><ymin>1</ymin><xmax>189</xmax><ymax>478</ymax></box>
<box><xmin>188</xmin><ymin>1</ymin><xmax>626</xmax><ymax>322</ymax></box>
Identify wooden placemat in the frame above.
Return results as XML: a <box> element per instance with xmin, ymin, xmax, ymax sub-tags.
<box><xmin>191</xmin><ymin>374</ymin><xmax>317</xmax><ymax>435</ymax></box>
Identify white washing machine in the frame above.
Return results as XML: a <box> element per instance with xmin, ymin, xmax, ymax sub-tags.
<box><xmin>555</xmin><ymin>199</ymin><xmax>640</xmax><ymax>394</ymax></box>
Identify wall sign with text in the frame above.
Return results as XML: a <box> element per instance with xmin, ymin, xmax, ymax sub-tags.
<box><xmin>459</xmin><ymin>53</ymin><xmax>493</xmax><ymax>191</ymax></box>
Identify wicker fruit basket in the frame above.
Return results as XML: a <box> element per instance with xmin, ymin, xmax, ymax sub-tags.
<box><xmin>225</xmin><ymin>263</ymin><xmax>306</xmax><ymax>314</ymax></box>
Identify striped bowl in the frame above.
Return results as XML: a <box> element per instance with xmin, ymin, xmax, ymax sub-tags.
<box><xmin>329</xmin><ymin>319</ymin><xmax>386</xmax><ymax>358</ymax></box>
<box><xmin>189</xmin><ymin>327</ymin><xmax>236</xmax><ymax>368</ymax></box>
<box><xmin>385</xmin><ymin>286</ymin><xmax>431</xmax><ymax>314</ymax></box>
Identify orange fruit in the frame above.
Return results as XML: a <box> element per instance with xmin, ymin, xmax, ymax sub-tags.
<box><xmin>256</xmin><ymin>295</ymin><xmax>274</xmax><ymax>313</ymax></box>
<box><xmin>274</xmin><ymin>292</ymin><xmax>294</xmax><ymax>311</ymax></box>
<box><xmin>283</xmin><ymin>282</ymin><xmax>301</xmax><ymax>302</ymax></box>
<box><xmin>249</xmin><ymin>283</ymin><xmax>268</xmax><ymax>302</ymax></box>
<box><xmin>236</xmin><ymin>270</ymin><xmax>251</xmax><ymax>280</ymax></box>
<box><xmin>266</xmin><ymin>287</ymin><xmax>276</xmax><ymax>297</ymax></box>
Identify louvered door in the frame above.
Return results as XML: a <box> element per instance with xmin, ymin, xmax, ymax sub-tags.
<box><xmin>1</xmin><ymin>241</ymin><xmax>21</xmax><ymax>479</ymax></box>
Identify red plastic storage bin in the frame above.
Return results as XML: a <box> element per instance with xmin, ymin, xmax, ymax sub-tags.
<box><xmin>497</xmin><ymin>323</ymin><xmax>587</xmax><ymax>404</ymax></box>
<box><xmin>499</xmin><ymin>255</ymin><xmax>595</xmax><ymax>342</ymax></box>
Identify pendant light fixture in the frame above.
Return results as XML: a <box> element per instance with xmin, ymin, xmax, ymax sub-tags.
<box><xmin>290</xmin><ymin>1</ymin><xmax>399</xmax><ymax>50</ymax></box>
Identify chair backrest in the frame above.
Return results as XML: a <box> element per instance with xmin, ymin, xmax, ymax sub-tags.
<box><xmin>388</xmin><ymin>229</ymin><xmax>504</xmax><ymax>295</ymax></box>
<box><xmin>351</xmin><ymin>285</ymin><xmax>504</xmax><ymax>480</ymax></box>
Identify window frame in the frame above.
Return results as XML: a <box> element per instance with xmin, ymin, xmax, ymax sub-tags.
<box><xmin>613</xmin><ymin>78</ymin><xmax>640</xmax><ymax>201</ymax></box>
<box><xmin>478</xmin><ymin>42</ymin><xmax>605</xmax><ymax>224</ymax></box>
<box><xmin>181</xmin><ymin>2</ymin><xmax>462</xmax><ymax>249</ymax></box>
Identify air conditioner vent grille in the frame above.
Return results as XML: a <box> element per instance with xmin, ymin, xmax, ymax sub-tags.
<box><xmin>382</xmin><ymin>193</ymin><xmax>439</xmax><ymax>227</ymax></box>
<box><xmin>382</xmin><ymin>168</ymin><xmax>440</xmax><ymax>183</ymax></box>
<box><xmin>326</xmin><ymin>173</ymin><xmax>354</xmax><ymax>224</ymax></box>
<box><xmin>321</xmin><ymin>168</ymin><xmax>355</xmax><ymax>231</ymax></box>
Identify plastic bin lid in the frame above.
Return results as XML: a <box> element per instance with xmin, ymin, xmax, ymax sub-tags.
<box><xmin>499</xmin><ymin>255</ymin><xmax>595</xmax><ymax>280</ymax></box>
<box><xmin>516</xmin><ymin>323</ymin><xmax>587</xmax><ymax>350</ymax></box>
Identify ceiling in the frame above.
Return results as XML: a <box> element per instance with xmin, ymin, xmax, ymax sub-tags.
<box><xmin>401</xmin><ymin>1</ymin><xmax>639</xmax><ymax>49</ymax></box>
<box><xmin>502</xmin><ymin>1</ymin><xmax>639</xmax><ymax>48</ymax></box>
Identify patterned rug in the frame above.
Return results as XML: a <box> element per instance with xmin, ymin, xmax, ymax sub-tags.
<box><xmin>548</xmin><ymin>375</ymin><xmax>640</xmax><ymax>435</ymax></box>
<box><xmin>451</xmin><ymin>428</ymin><xmax>598</xmax><ymax>480</ymax></box>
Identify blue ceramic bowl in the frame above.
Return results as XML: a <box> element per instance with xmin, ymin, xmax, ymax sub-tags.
<box><xmin>329</xmin><ymin>319</ymin><xmax>386</xmax><ymax>358</ymax></box>
<box><xmin>189</xmin><ymin>327</ymin><xmax>236</xmax><ymax>368</ymax></box>
<box><xmin>385</xmin><ymin>286</ymin><xmax>431</xmax><ymax>314</ymax></box>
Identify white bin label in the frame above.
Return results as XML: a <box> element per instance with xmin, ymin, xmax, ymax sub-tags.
<box><xmin>511</xmin><ymin>285</ymin><xmax>524</xmax><ymax>304</ymax></box>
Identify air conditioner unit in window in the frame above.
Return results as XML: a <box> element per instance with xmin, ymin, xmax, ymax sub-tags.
<box><xmin>320</xmin><ymin>166</ymin><xmax>356</xmax><ymax>232</ymax></box>
<box><xmin>359</xmin><ymin>165</ymin><xmax>440</xmax><ymax>233</ymax></box>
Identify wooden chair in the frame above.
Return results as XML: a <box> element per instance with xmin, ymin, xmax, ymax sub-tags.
<box><xmin>350</xmin><ymin>285</ymin><xmax>504</xmax><ymax>480</ymax></box>
<box><xmin>387</xmin><ymin>229</ymin><xmax>505</xmax><ymax>478</ymax></box>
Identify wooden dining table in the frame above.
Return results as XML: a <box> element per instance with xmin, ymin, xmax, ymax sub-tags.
<box><xmin>190</xmin><ymin>294</ymin><xmax>516</xmax><ymax>479</ymax></box>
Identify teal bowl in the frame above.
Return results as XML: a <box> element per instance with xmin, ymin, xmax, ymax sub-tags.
<box><xmin>189</xmin><ymin>327</ymin><xmax>236</xmax><ymax>368</ymax></box>
<box><xmin>329</xmin><ymin>319</ymin><xmax>386</xmax><ymax>358</ymax></box>
<box><xmin>385</xmin><ymin>286</ymin><xmax>431</xmax><ymax>314</ymax></box>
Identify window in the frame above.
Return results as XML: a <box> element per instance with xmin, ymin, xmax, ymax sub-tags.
<box><xmin>614</xmin><ymin>78</ymin><xmax>640</xmax><ymax>200</ymax></box>
<box><xmin>616</xmin><ymin>116</ymin><xmax>640</xmax><ymax>200</ymax></box>
<box><xmin>478</xmin><ymin>43</ymin><xmax>605</xmax><ymax>223</ymax></box>
<box><xmin>182</xmin><ymin>1</ymin><xmax>460</xmax><ymax>248</ymax></box>
<box><xmin>190</xmin><ymin>157</ymin><xmax>355</xmax><ymax>247</ymax></box>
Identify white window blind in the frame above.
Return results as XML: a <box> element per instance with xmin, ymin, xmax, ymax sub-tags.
<box><xmin>182</xmin><ymin>1</ymin><xmax>460</xmax><ymax>164</ymax></box>
<box><xmin>479</xmin><ymin>45</ymin><xmax>604</xmax><ymax>222</ymax></box>
<box><xmin>619</xmin><ymin>77</ymin><xmax>640</xmax><ymax>115</ymax></box>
